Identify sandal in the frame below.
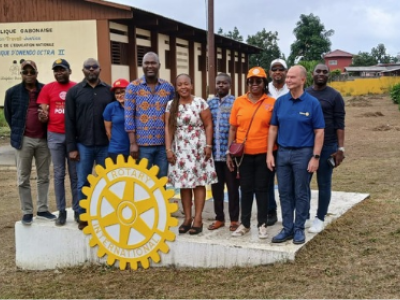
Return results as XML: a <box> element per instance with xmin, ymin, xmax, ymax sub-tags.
<box><xmin>189</xmin><ymin>224</ymin><xmax>203</xmax><ymax>235</ymax></box>
<box><xmin>208</xmin><ymin>220</ymin><xmax>225</xmax><ymax>230</ymax></box>
<box><xmin>229</xmin><ymin>221</ymin><xmax>239</xmax><ymax>232</ymax></box>
<box><xmin>179</xmin><ymin>220</ymin><xmax>193</xmax><ymax>234</ymax></box>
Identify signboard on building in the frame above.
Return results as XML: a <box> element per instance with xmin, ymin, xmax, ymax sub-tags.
<box><xmin>0</xmin><ymin>20</ymin><xmax>98</xmax><ymax>106</ymax></box>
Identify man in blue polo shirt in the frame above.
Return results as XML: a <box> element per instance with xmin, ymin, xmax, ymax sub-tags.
<box><xmin>267</xmin><ymin>65</ymin><xmax>325</xmax><ymax>244</ymax></box>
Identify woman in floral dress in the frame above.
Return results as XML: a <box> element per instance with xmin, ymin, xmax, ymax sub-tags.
<box><xmin>165</xmin><ymin>74</ymin><xmax>217</xmax><ymax>235</ymax></box>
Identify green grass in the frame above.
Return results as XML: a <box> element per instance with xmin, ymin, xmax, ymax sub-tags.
<box><xmin>0</xmin><ymin>108</ymin><xmax>10</xmax><ymax>137</ymax></box>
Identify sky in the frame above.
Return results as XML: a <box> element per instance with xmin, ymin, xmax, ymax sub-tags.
<box><xmin>108</xmin><ymin>0</ymin><xmax>400</xmax><ymax>59</ymax></box>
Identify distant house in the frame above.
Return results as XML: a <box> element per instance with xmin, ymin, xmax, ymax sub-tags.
<box><xmin>324</xmin><ymin>49</ymin><xmax>353</xmax><ymax>72</ymax></box>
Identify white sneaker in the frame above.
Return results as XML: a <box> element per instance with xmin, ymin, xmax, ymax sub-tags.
<box><xmin>305</xmin><ymin>219</ymin><xmax>312</xmax><ymax>229</ymax></box>
<box><xmin>308</xmin><ymin>217</ymin><xmax>325</xmax><ymax>233</ymax></box>
<box><xmin>231</xmin><ymin>224</ymin><xmax>250</xmax><ymax>237</ymax></box>
<box><xmin>258</xmin><ymin>224</ymin><xmax>268</xmax><ymax>239</ymax></box>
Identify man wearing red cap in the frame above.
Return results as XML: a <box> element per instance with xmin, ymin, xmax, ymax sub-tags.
<box><xmin>37</xmin><ymin>58</ymin><xmax>78</xmax><ymax>226</ymax></box>
<box><xmin>4</xmin><ymin>59</ymin><xmax>55</xmax><ymax>225</ymax></box>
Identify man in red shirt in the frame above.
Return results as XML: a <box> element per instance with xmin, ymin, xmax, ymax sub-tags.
<box><xmin>37</xmin><ymin>59</ymin><xmax>78</xmax><ymax>226</ymax></box>
<box><xmin>4</xmin><ymin>60</ymin><xmax>54</xmax><ymax>225</ymax></box>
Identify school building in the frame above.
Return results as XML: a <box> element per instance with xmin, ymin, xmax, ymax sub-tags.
<box><xmin>0</xmin><ymin>0</ymin><xmax>260</xmax><ymax>106</ymax></box>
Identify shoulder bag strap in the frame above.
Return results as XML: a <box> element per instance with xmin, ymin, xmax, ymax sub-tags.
<box><xmin>243</xmin><ymin>100</ymin><xmax>264</xmax><ymax>143</ymax></box>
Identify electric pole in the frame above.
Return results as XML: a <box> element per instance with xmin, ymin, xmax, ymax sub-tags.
<box><xmin>207</xmin><ymin>0</ymin><xmax>215</xmax><ymax>98</ymax></box>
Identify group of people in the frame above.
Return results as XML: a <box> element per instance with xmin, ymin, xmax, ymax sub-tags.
<box><xmin>4</xmin><ymin>52</ymin><xmax>345</xmax><ymax>244</ymax></box>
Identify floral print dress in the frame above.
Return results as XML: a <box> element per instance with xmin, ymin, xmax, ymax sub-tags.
<box><xmin>166</xmin><ymin>97</ymin><xmax>218</xmax><ymax>188</ymax></box>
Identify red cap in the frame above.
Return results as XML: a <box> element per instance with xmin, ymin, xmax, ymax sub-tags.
<box><xmin>111</xmin><ymin>79</ymin><xmax>130</xmax><ymax>91</ymax></box>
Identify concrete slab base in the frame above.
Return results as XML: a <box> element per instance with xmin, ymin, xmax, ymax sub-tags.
<box><xmin>15</xmin><ymin>190</ymin><xmax>369</xmax><ymax>270</ymax></box>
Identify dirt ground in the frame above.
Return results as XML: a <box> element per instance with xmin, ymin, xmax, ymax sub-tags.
<box><xmin>1</xmin><ymin>94</ymin><xmax>400</xmax><ymax>298</ymax></box>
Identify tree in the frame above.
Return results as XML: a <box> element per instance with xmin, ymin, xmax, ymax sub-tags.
<box><xmin>217</xmin><ymin>26</ymin><xmax>243</xmax><ymax>42</ymax></box>
<box><xmin>371</xmin><ymin>43</ymin><xmax>387</xmax><ymax>63</ymax></box>
<box><xmin>351</xmin><ymin>51</ymin><xmax>378</xmax><ymax>66</ymax></box>
<box><xmin>246</xmin><ymin>29</ymin><xmax>281</xmax><ymax>70</ymax></box>
<box><xmin>288</xmin><ymin>14</ymin><xmax>334</xmax><ymax>65</ymax></box>
<box><xmin>298</xmin><ymin>60</ymin><xmax>320</xmax><ymax>88</ymax></box>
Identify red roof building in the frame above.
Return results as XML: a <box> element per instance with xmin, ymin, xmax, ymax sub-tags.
<box><xmin>324</xmin><ymin>49</ymin><xmax>353</xmax><ymax>72</ymax></box>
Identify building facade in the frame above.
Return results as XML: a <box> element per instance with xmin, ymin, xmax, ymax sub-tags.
<box><xmin>0</xmin><ymin>0</ymin><xmax>260</xmax><ymax>106</ymax></box>
<box><xmin>324</xmin><ymin>49</ymin><xmax>353</xmax><ymax>72</ymax></box>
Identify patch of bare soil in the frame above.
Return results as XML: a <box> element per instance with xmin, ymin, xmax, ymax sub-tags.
<box><xmin>359</xmin><ymin>111</ymin><xmax>384</xmax><ymax>117</ymax></box>
<box><xmin>347</xmin><ymin>96</ymin><xmax>372</xmax><ymax>107</ymax></box>
<box><xmin>1</xmin><ymin>95</ymin><xmax>400</xmax><ymax>299</ymax></box>
<box><xmin>372</xmin><ymin>124</ymin><xmax>400</xmax><ymax>131</ymax></box>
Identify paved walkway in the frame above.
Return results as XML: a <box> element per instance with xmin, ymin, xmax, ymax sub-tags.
<box><xmin>0</xmin><ymin>144</ymin><xmax>16</xmax><ymax>167</ymax></box>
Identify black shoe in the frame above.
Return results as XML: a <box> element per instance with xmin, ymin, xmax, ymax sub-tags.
<box><xmin>74</xmin><ymin>211</ymin><xmax>80</xmax><ymax>223</ymax></box>
<box><xmin>266</xmin><ymin>211</ymin><xmax>278</xmax><ymax>226</ymax></box>
<box><xmin>78</xmin><ymin>221</ymin><xmax>88</xmax><ymax>230</ymax></box>
<box><xmin>37</xmin><ymin>211</ymin><xmax>56</xmax><ymax>220</ymax></box>
<box><xmin>22</xmin><ymin>214</ymin><xmax>33</xmax><ymax>226</ymax></box>
<box><xmin>55</xmin><ymin>210</ymin><xmax>67</xmax><ymax>226</ymax></box>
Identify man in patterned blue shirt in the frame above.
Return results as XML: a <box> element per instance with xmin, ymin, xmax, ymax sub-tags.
<box><xmin>207</xmin><ymin>73</ymin><xmax>240</xmax><ymax>232</ymax></box>
<box><xmin>124</xmin><ymin>52</ymin><xmax>175</xmax><ymax>178</ymax></box>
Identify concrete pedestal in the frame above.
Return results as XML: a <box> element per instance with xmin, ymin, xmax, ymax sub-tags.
<box><xmin>15</xmin><ymin>190</ymin><xmax>369</xmax><ymax>270</ymax></box>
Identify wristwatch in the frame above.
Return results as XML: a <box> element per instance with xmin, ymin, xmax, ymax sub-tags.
<box><xmin>312</xmin><ymin>154</ymin><xmax>320</xmax><ymax>159</ymax></box>
<box><xmin>338</xmin><ymin>147</ymin><xmax>345</xmax><ymax>152</ymax></box>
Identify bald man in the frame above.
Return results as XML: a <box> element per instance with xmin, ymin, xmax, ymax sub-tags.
<box><xmin>267</xmin><ymin>65</ymin><xmax>325</xmax><ymax>244</ymax></box>
<box><xmin>65</xmin><ymin>58</ymin><xmax>114</xmax><ymax>230</ymax></box>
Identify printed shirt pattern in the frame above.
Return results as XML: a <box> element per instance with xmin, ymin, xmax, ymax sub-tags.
<box><xmin>208</xmin><ymin>94</ymin><xmax>235</xmax><ymax>161</ymax></box>
<box><xmin>124</xmin><ymin>76</ymin><xmax>175</xmax><ymax>145</ymax></box>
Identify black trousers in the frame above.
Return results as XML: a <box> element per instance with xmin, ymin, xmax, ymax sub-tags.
<box><xmin>238</xmin><ymin>153</ymin><xmax>273</xmax><ymax>228</ymax></box>
<box><xmin>211</xmin><ymin>161</ymin><xmax>240</xmax><ymax>222</ymax></box>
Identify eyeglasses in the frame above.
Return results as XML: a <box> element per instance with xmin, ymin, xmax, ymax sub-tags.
<box><xmin>315</xmin><ymin>69</ymin><xmax>329</xmax><ymax>74</ymax></box>
<box><xmin>21</xmin><ymin>70</ymin><xmax>37</xmax><ymax>75</ymax></box>
<box><xmin>83</xmin><ymin>65</ymin><xmax>99</xmax><ymax>70</ymax></box>
<box><xmin>271</xmin><ymin>67</ymin><xmax>285</xmax><ymax>72</ymax></box>
<box><xmin>247</xmin><ymin>78</ymin><xmax>263</xmax><ymax>85</ymax></box>
<box><xmin>115</xmin><ymin>91</ymin><xmax>125</xmax><ymax>95</ymax></box>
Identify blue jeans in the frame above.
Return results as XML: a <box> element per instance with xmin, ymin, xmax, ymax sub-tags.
<box><xmin>312</xmin><ymin>143</ymin><xmax>337</xmax><ymax>221</ymax></box>
<box><xmin>139</xmin><ymin>145</ymin><xmax>168</xmax><ymax>178</ymax></box>
<box><xmin>47</xmin><ymin>132</ymin><xmax>78</xmax><ymax>212</ymax></box>
<box><xmin>276</xmin><ymin>147</ymin><xmax>313</xmax><ymax>232</ymax></box>
<box><xmin>76</xmin><ymin>143</ymin><xmax>108</xmax><ymax>215</ymax></box>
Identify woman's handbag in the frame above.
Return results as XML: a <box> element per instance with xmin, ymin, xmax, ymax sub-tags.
<box><xmin>228</xmin><ymin>142</ymin><xmax>245</xmax><ymax>157</ymax></box>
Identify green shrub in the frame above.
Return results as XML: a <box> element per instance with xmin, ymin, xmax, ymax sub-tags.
<box><xmin>0</xmin><ymin>108</ymin><xmax>8</xmax><ymax>127</ymax></box>
<box><xmin>390</xmin><ymin>83</ymin><xmax>400</xmax><ymax>104</ymax></box>
<box><xmin>330</xmin><ymin>69</ymin><xmax>342</xmax><ymax>76</ymax></box>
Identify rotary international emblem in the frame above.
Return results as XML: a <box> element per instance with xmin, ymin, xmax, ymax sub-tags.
<box><xmin>80</xmin><ymin>156</ymin><xmax>178</xmax><ymax>270</ymax></box>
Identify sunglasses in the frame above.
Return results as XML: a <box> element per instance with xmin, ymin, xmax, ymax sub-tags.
<box><xmin>271</xmin><ymin>67</ymin><xmax>285</xmax><ymax>72</ymax></box>
<box><xmin>315</xmin><ymin>69</ymin><xmax>329</xmax><ymax>74</ymax></box>
<box><xmin>247</xmin><ymin>78</ymin><xmax>264</xmax><ymax>85</ymax></box>
<box><xmin>21</xmin><ymin>70</ymin><xmax>37</xmax><ymax>75</ymax></box>
<box><xmin>84</xmin><ymin>64</ymin><xmax>99</xmax><ymax>70</ymax></box>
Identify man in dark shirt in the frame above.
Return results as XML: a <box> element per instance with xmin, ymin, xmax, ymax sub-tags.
<box><xmin>306</xmin><ymin>63</ymin><xmax>346</xmax><ymax>233</ymax></box>
<box><xmin>65</xmin><ymin>58</ymin><xmax>114</xmax><ymax>230</ymax></box>
<box><xmin>4</xmin><ymin>60</ymin><xmax>55</xmax><ymax>225</ymax></box>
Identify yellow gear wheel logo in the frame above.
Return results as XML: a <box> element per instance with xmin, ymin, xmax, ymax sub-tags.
<box><xmin>80</xmin><ymin>155</ymin><xmax>178</xmax><ymax>270</ymax></box>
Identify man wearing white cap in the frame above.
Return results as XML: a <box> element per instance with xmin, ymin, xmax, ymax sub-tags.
<box><xmin>268</xmin><ymin>58</ymin><xmax>289</xmax><ymax>99</ymax></box>
<box><xmin>265</xmin><ymin>58</ymin><xmax>289</xmax><ymax>227</ymax></box>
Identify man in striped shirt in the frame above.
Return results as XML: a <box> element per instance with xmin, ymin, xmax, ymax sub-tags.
<box><xmin>207</xmin><ymin>73</ymin><xmax>240</xmax><ymax>232</ymax></box>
